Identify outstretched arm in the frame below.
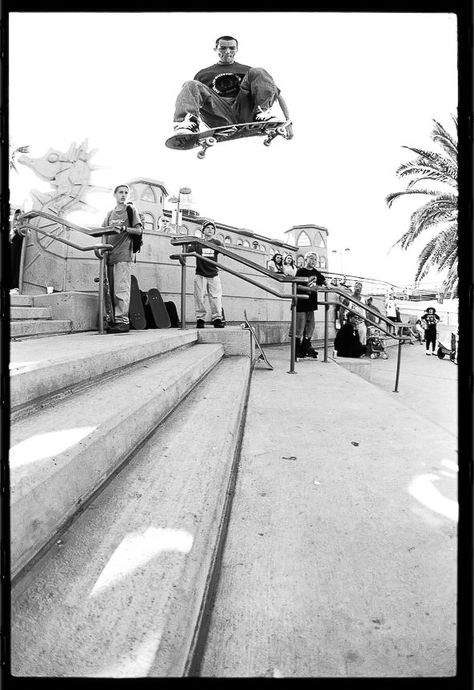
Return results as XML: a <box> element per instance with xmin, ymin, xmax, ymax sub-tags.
<box><xmin>276</xmin><ymin>94</ymin><xmax>293</xmax><ymax>139</ymax></box>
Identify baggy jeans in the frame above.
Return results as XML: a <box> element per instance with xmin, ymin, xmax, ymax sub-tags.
<box><xmin>112</xmin><ymin>261</ymin><xmax>131</xmax><ymax>325</ymax></box>
<box><xmin>194</xmin><ymin>274</ymin><xmax>223</xmax><ymax>322</ymax></box>
<box><xmin>296</xmin><ymin>311</ymin><xmax>315</xmax><ymax>340</ymax></box>
<box><xmin>174</xmin><ymin>67</ymin><xmax>279</xmax><ymax>127</ymax></box>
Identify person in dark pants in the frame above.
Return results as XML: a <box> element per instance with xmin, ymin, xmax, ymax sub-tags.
<box><xmin>173</xmin><ymin>36</ymin><xmax>293</xmax><ymax>137</ymax></box>
<box><xmin>421</xmin><ymin>306</ymin><xmax>440</xmax><ymax>355</ymax></box>
<box><xmin>294</xmin><ymin>251</ymin><xmax>328</xmax><ymax>359</ymax></box>
<box><xmin>9</xmin><ymin>209</ymin><xmax>24</xmax><ymax>293</ymax></box>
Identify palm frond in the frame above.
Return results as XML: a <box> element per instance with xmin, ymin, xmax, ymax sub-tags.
<box><xmin>385</xmin><ymin>188</ymin><xmax>438</xmax><ymax>208</ymax></box>
<box><xmin>431</xmin><ymin>119</ymin><xmax>457</xmax><ymax>162</ymax></box>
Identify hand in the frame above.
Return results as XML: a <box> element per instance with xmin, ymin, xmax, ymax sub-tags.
<box><xmin>286</xmin><ymin>122</ymin><xmax>294</xmax><ymax>140</ymax></box>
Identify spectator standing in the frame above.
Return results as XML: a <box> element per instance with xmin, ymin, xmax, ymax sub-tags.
<box><xmin>414</xmin><ymin>319</ymin><xmax>425</xmax><ymax>343</ymax></box>
<box><xmin>268</xmin><ymin>253</ymin><xmax>284</xmax><ymax>274</ymax></box>
<box><xmin>294</xmin><ymin>251</ymin><xmax>328</xmax><ymax>359</ymax></box>
<box><xmin>385</xmin><ymin>292</ymin><xmax>398</xmax><ymax>322</ymax></box>
<box><xmin>421</xmin><ymin>306</ymin><xmax>440</xmax><ymax>355</ymax></box>
<box><xmin>188</xmin><ymin>220</ymin><xmax>225</xmax><ymax>328</ymax></box>
<box><xmin>102</xmin><ymin>184</ymin><xmax>143</xmax><ymax>333</ymax></box>
<box><xmin>282</xmin><ymin>254</ymin><xmax>296</xmax><ymax>277</ymax></box>
<box><xmin>336</xmin><ymin>275</ymin><xmax>352</xmax><ymax>327</ymax></box>
<box><xmin>365</xmin><ymin>296</ymin><xmax>381</xmax><ymax>325</ymax></box>
<box><xmin>343</xmin><ymin>281</ymin><xmax>367</xmax><ymax>346</ymax></box>
<box><xmin>9</xmin><ymin>209</ymin><xmax>24</xmax><ymax>293</ymax></box>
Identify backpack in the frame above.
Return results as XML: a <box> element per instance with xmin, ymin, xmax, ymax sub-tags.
<box><xmin>126</xmin><ymin>204</ymin><xmax>143</xmax><ymax>256</ymax></box>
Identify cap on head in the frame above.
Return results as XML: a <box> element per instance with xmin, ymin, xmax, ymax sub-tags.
<box><xmin>202</xmin><ymin>219</ymin><xmax>216</xmax><ymax>231</ymax></box>
<box><xmin>114</xmin><ymin>184</ymin><xmax>130</xmax><ymax>194</ymax></box>
<box><xmin>426</xmin><ymin>307</ymin><xmax>436</xmax><ymax>314</ymax></box>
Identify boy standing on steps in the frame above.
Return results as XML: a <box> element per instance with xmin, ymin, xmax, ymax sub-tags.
<box><xmin>188</xmin><ymin>220</ymin><xmax>225</xmax><ymax>329</ymax></box>
<box><xmin>102</xmin><ymin>184</ymin><xmax>143</xmax><ymax>333</ymax></box>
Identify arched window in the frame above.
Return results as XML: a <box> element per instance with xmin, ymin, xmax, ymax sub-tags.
<box><xmin>140</xmin><ymin>211</ymin><xmax>154</xmax><ymax>232</ymax></box>
<box><xmin>236</xmin><ymin>238</ymin><xmax>244</xmax><ymax>246</ymax></box>
<box><xmin>252</xmin><ymin>241</ymin><xmax>259</xmax><ymax>250</ymax></box>
<box><xmin>320</xmin><ymin>255</ymin><xmax>327</xmax><ymax>268</ymax></box>
<box><xmin>297</xmin><ymin>231</ymin><xmax>311</xmax><ymax>246</ymax></box>
<box><xmin>314</xmin><ymin>231</ymin><xmax>326</xmax><ymax>248</ymax></box>
<box><xmin>141</xmin><ymin>185</ymin><xmax>157</xmax><ymax>203</ymax></box>
<box><xmin>243</xmin><ymin>240</ymin><xmax>250</xmax><ymax>248</ymax></box>
<box><xmin>224</xmin><ymin>236</ymin><xmax>232</xmax><ymax>245</ymax></box>
<box><xmin>260</xmin><ymin>244</ymin><xmax>266</xmax><ymax>252</ymax></box>
<box><xmin>179</xmin><ymin>224</ymin><xmax>189</xmax><ymax>235</ymax></box>
<box><xmin>216</xmin><ymin>233</ymin><xmax>225</xmax><ymax>242</ymax></box>
<box><xmin>194</xmin><ymin>228</ymin><xmax>202</xmax><ymax>237</ymax></box>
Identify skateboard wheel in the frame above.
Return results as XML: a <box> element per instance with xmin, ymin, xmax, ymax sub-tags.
<box><xmin>276</xmin><ymin>126</ymin><xmax>287</xmax><ymax>136</ymax></box>
<box><xmin>370</xmin><ymin>353</ymin><xmax>376</xmax><ymax>359</ymax></box>
<box><xmin>197</xmin><ymin>150</ymin><xmax>206</xmax><ymax>159</ymax></box>
<box><xmin>206</xmin><ymin>137</ymin><xmax>216</xmax><ymax>146</ymax></box>
<box><xmin>263</xmin><ymin>139</ymin><xmax>272</xmax><ymax>147</ymax></box>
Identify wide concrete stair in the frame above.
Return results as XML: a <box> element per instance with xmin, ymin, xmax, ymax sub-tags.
<box><xmin>10</xmin><ymin>294</ymin><xmax>71</xmax><ymax>338</ymax></box>
<box><xmin>11</xmin><ymin>329</ymin><xmax>251</xmax><ymax>676</ymax></box>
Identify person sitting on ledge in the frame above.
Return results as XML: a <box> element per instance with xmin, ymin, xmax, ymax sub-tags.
<box><xmin>334</xmin><ymin>315</ymin><xmax>367</xmax><ymax>358</ymax></box>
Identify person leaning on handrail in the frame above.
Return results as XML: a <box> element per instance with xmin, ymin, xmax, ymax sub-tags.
<box><xmin>282</xmin><ymin>254</ymin><xmax>296</xmax><ymax>276</ymax></box>
<box><xmin>187</xmin><ymin>220</ymin><xmax>225</xmax><ymax>329</ymax></box>
<box><xmin>293</xmin><ymin>251</ymin><xmax>328</xmax><ymax>360</ymax></box>
<box><xmin>343</xmin><ymin>281</ymin><xmax>367</xmax><ymax>347</ymax></box>
<box><xmin>267</xmin><ymin>252</ymin><xmax>284</xmax><ymax>274</ymax></box>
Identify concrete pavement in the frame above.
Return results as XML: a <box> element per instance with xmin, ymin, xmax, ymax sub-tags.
<box><xmin>200</xmin><ymin>343</ymin><xmax>457</xmax><ymax>677</ymax></box>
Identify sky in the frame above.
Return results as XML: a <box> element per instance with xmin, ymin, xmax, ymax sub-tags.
<box><xmin>8</xmin><ymin>12</ymin><xmax>458</xmax><ymax>286</ymax></box>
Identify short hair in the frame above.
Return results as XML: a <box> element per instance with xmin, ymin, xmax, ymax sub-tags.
<box><xmin>113</xmin><ymin>184</ymin><xmax>130</xmax><ymax>194</ymax></box>
<box><xmin>215</xmin><ymin>35</ymin><xmax>238</xmax><ymax>48</ymax></box>
<box><xmin>304</xmin><ymin>251</ymin><xmax>319</xmax><ymax>261</ymax></box>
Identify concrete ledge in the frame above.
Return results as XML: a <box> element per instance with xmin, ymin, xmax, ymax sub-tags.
<box><xmin>333</xmin><ymin>356</ymin><xmax>372</xmax><ymax>382</ymax></box>
<box><xmin>11</xmin><ymin>319</ymin><xmax>71</xmax><ymax>338</ymax></box>
<box><xmin>33</xmin><ymin>292</ymin><xmax>98</xmax><ymax>332</ymax></box>
<box><xmin>11</xmin><ymin>307</ymin><xmax>52</xmax><ymax>320</ymax></box>
<box><xmin>10</xmin><ymin>344</ymin><xmax>224</xmax><ymax>579</ymax></box>
<box><xmin>197</xmin><ymin>326</ymin><xmax>251</xmax><ymax>355</ymax></box>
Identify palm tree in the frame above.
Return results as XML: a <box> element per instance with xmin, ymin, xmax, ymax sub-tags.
<box><xmin>386</xmin><ymin>117</ymin><xmax>458</xmax><ymax>297</ymax></box>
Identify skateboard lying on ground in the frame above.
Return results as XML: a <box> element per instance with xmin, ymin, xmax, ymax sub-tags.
<box><xmin>144</xmin><ymin>288</ymin><xmax>171</xmax><ymax>329</ymax></box>
<box><xmin>243</xmin><ymin>309</ymin><xmax>273</xmax><ymax>370</ymax></box>
<box><xmin>129</xmin><ymin>275</ymin><xmax>147</xmax><ymax>330</ymax></box>
<box><xmin>165</xmin><ymin>120</ymin><xmax>292</xmax><ymax>159</ymax></box>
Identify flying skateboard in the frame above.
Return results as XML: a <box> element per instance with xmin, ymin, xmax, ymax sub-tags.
<box><xmin>143</xmin><ymin>287</ymin><xmax>171</xmax><ymax>329</ymax></box>
<box><xmin>243</xmin><ymin>309</ymin><xmax>273</xmax><ymax>370</ymax></box>
<box><xmin>129</xmin><ymin>275</ymin><xmax>147</xmax><ymax>330</ymax></box>
<box><xmin>165</xmin><ymin>120</ymin><xmax>292</xmax><ymax>159</ymax></box>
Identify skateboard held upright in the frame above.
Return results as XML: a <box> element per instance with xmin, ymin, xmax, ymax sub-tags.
<box><xmin>129</xmin><ymin>275</ymin><xmax>147</xmax><ymax>330</ymax></box>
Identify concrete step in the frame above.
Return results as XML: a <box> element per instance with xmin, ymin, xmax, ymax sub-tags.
<box><xmin>11</xmin><ymin>319</ymin><xmax>72</xmax><ymax>339</ymax></box>
<box><xmin>10</xmin><ymin>330</ymin><xmax>199</xmax><ymax>412</ymax></box>
<box><xmin>10</xmin><ymin>343</ymin><xmax>224</xmax><ymax>578</ymax></box>
<box><xmin>10</xmin><ymin>295</ymin><xmax>34</xmax><ymax>307</ymax></box>
<box><xmin>11</xmin><ymin>306</ymin><xmax>53</xmax><ymax>320</ymax></box>
<box><xmin>11</xmin><ymin>355</ymin><xmax>251</xmax><ymax>677</ymax></box>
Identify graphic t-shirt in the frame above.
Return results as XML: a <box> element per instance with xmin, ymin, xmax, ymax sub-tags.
<box><xmin>194</xmin><ymin>62</ymin><xmax>252</xmax><ymax>101</ymax></box>
<box><xmin>102</xmin><ymin>204</ymin><xmax>142</xmax><ymax>264</ymax></box>
<box><xmin>421</xmin><ymin>312</ymin><xmax>440</xmax><ymax>328</ymax></box>
<box><xmin>188</xmin><ymin>237</ymin><xmax>223</xmax><ymax>277</ymax></box>
<box><xmin>295</xmin><ymin>267</ymin><xmax>326</xmax><ymax>311</ymax></box>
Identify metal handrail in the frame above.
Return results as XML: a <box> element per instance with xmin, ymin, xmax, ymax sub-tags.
<box><xmin>170</xmin><ymin>238</ymin><xmax>409</xmax><ymax>389</ymax></box>
<box><xmin>17</xmin><ymin>211</ymin><xmax>113</xmax><ymax>335</ymax></box>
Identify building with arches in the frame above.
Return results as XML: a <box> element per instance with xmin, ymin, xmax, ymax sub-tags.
<box><xmin>283</xmin><ymin>225</ymin><xmax>329</xmax><ymax>269</ymax></box>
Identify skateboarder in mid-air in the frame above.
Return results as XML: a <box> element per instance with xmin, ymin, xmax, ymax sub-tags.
<box><xmin>173</xmin><ymin>35</ymin><xmax>293</xmax><ymax>139</ymax></box>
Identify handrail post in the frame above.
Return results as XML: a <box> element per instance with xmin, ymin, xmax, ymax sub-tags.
<box><xmin>97</xmin><ymin>245</ymin><xmax>105</xmax><ymax>335</ymax></box>
<box><xmin>180</xmin><ymin>253</ymin><xmax>187</xmax><ymax>330</ymax></box>
<box><xmin>393</xmin><ymin>325</ymin><xmax>402</xmax><ymax>392</ymax></box>
<box><xmin>288</xmin><ymin>282</ymin><xmax>297</xmax><ymax>374</ymax></box>
<box><xmin>324</xmin><ymin>299</ymin><xmax>329</xmax><ymax>362</ymax></box>
<box><xmin>18</xmin><ymin>227</ymin><xmax>28</xmax><ymax>295</ymax></box>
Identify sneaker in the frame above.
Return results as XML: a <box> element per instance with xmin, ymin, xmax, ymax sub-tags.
<box><xmin>10</xmin><ymin>288</ymin><xmax>19</xmax><ymax>294</ymax></box>
<box><xmin>196</xmin><ymin>319</ymin><xmax>205</xmax><ymax>328</ymax></box>
<box><xmin>254</xmin><ymin>105</ymin><xmax>279</xmax><ymax>123</ymax></box>
<box><xmin>173</xmin><ymin>113</ymin><xmax>199</xmax><ymax>136</ymax></box>
<box><xmin>425</xmin><ymin>351</ymin><xmax>431</xmax><ymax>356</ymax></box>
<box><xmin>108</xmin><ymin>322</ymin><xmax>130</xmax><ymax>334</ymax></box>
<box><xmin>213</xmin><ymin>318</ymin><xmax>225</xmax><ymax>328</ymax></box>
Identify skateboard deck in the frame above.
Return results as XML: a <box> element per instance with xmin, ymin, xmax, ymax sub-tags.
<box><xmin>165</xmin><ymin>120</ymin><xmax>292</xmax><ymax>159</ymax></box>
<box><xmin>129</xmin><ymin>275</ymin><xmax>147</xmax><ymax>330</ymax></box>
<box><xmin>244</xmin><ymin>309</ymin><xmax>273</xmax><ymax>370</ymax></box>
<box><xmin>145</xmin><ymin>288</ymin><xmax>171</xmax><ymax>329</ymax></box>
